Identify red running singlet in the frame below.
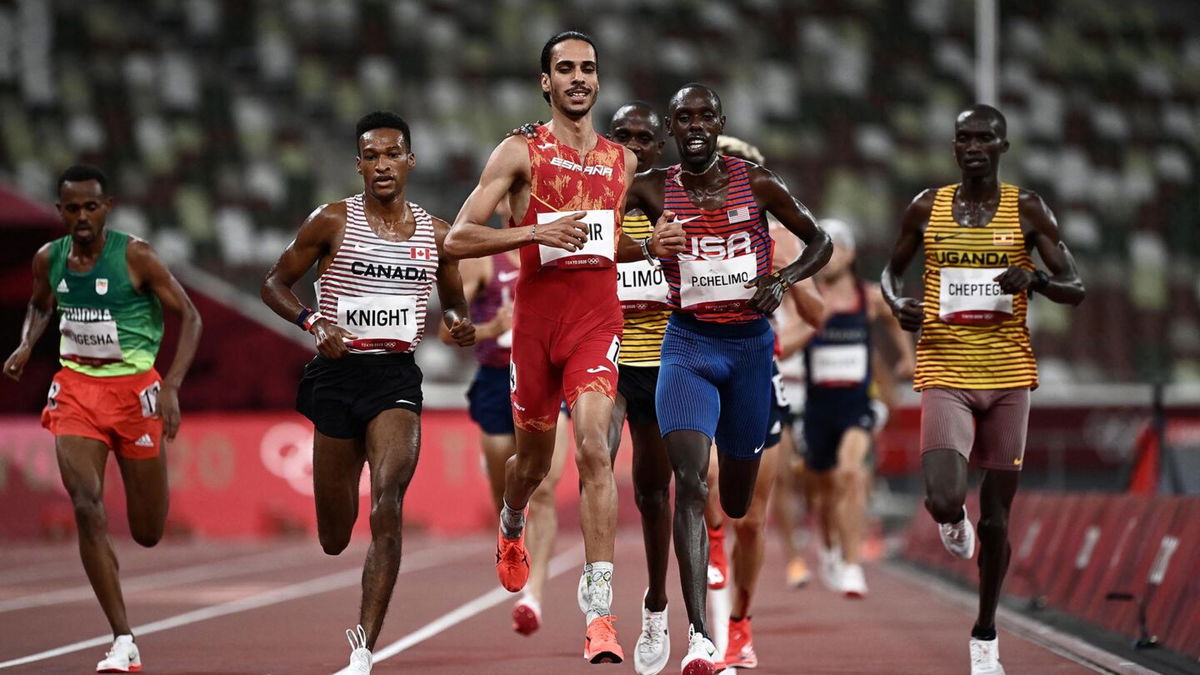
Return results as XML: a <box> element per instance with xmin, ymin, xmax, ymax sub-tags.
<box><xmin>508</xmin><ymin>125</ymin><xmax>627</xmax><ymax>431</ymax></box>
<box><xmin>661</xmin><ymin>155</ymin><xmax>774</xmax><ymax>324</ymax></box>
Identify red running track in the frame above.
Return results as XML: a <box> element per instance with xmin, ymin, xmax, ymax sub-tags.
<box><xmin>0</xmin><ymin>530</ymin><xmax>1096</xmax><ymax>674</ymax></box>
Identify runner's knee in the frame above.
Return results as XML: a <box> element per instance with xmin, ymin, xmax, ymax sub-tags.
<box><xmin>634</xmin><ymin>481</ymin><xmax>669</xmax><ymax>514</ymax></box>
<box><xmin>732</xmin><ymin>510</ymin><xmax>766</xmax><ymax>539</ymax></box>
<box><xmin>574</xmin><ymin>433</ymin><xmax>611</xmax><ymax>483</ymax></box>
<box><xmin>70</xmin><ymin>494</ymin><xmax>108</xmax><ymax>535</ymax></box>
<box><xmin>318</xmin><ymin>524</ymin><xmax>353</xmax><ymax>555</ymax></box>
<box><xmin>673</xmin><ymin>467</ymin><xmax>708</xmax><ymax>507</ymax></box>
<box><xmin>720</xmin><ymin>490</ymin><xmax>751</xmax><ymax>519</ymax></box>
<box><xmin>369</xmin><ymin>496</ymin><xmax>403</xmax><ymax>540</ymax></box>
<box><xmin>925</xmin><ymin>490</ymin><xmax>965</xmax><ymax>524</ymax></box>
<box><xmin>129</xmin><ymin>518</ymin><xmax>164</xmax><ymax>548</ymax></box>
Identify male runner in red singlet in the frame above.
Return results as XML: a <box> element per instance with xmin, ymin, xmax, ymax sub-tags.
<box><xmin>882</xmin><ymin>104</ymin><xmax>1084</xmax><ymax>675</ymax></box>
<box><xmin>262</xmin><ymin>111</ymin><xmax>475</xmax><ymax>674</ymax></box>
<box><xmin>624</xmin><ymin>84</ymin><xmax>831</xmax><ymax>675</ymax></box>
<box><xmin>5</xmin><ymin>165</ymin><xmax>202</xmax><ymax>673</ymax></box>
<box><xmin>445</xmin><ymin>32</ymin><xmax>685</xmax><ymax>664</ymax></box>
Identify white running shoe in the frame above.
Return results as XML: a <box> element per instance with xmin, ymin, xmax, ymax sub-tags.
<box><xmin>818</xmin><ymin>545</ymin><xmax>844</xmax><ymax>592</ymax></box>
<box><xmin>634</xmin><ymin>590</ymin><xmax>670</xmax><ymax>675</ymax></box>
<box><xmin>939</xmin><ymin>506</ymin><xmax>977</xmax><ymax>559</ymax></box>
<box><xmin>96</xmin><ymin>635</ymin><xmax>141</xmax><ymax>673</ymax></box>
<box><xmin>840</xmin><ymin>563</ymin><xmax>868</xmax><ymax>598</ymax></box>
<box><xmin>680</xmin><ymin>625</ymin><xmax>717</xmax><ymax>675</ymax></box>
<box><xmin>334</xmin><ymin>625</ymin><xmax>372</xmax><ymax>674</ymax></box>
<box><xmin>969</xmin><ymin>636</ymin><xmax>1005</xmax><ymax>675</ymax></box>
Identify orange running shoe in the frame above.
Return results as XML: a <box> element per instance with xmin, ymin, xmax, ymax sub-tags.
<box><xmin>707</xmin><ymin>524</ymin><xmax>728</xmax><ymax>590</ymax></box>
<box><xmin>786</xmin><ymin>556</ymin><xmax>812</xmax><ymax>588</ymax></box>
<box><xmin>725</xmin><ymin>616</ymin><xmax>758</xmax><ymax>669</ymax></box>
<box><xmin>496</xmin><ymin>527</ymin><xmax>530</xmax><ymax>592</ymax></box>
<box><xmin>583</xmin><ymin>615</ymin><xmax>624</xmax><ymax>664</ymax></box>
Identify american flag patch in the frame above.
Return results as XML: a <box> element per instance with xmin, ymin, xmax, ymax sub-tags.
<box><xmin>993</xmin><ymin>231</ymin><xmax>1016</xmax><ymax>245</ymax></box>
<box><xmin>727</xmin><ymin>206</ymin><xmax>752</xmax><ymax>224</ymax></box>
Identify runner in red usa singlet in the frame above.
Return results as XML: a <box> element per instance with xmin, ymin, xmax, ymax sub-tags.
<box><xmin>445</xmin><ymin>31</ymin><xmax>687</xmax><ymax>667</ymax></box>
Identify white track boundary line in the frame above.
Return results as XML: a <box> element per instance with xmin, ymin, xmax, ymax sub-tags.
<box><xmin>882</xmin><ymin>563</ymin><xmax>1158</xmax><ymax>675</ymax></box>
<box><xmin>370</xmin><ymin>544</ymin><xmax>585</xmax><ymax>666</ymax></box>
<box><xmin>0</xmin><ymin>542</ymin><xmax>478</xmax><ymax>670</ymax></box>
<box><xmin>0</xmin><ymin>544</ymin><xmax>312</xmax><ymax>613</ymax></box>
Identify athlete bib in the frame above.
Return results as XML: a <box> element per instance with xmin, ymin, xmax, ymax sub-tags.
<box><xmin>938</xmin><ymin>267</ymin><xmax>1013</xmax><ymax>325</ymax></box>
<box><xmin>59</xmin><ymin>316</ymin><xmax>122</xmax><ymax>364</ymax></box>
<box><xmin>679</xmin><ymin>253</ymin><xmax>757</xmax><ymax>312</ymax></box>
<box><xmin>810</xmin><ymin>343</ymin><xmax>869</xmax><ymax>386</ymax></box>
<box><xmin>537</xmin><ymin>210</ymin><xmax>615</xmax><ymax>269</ymax></box>
<box><xmin>617</xmin><ymin>259</ymin><xmax>670</xmax><ymax>311</ymax></box>
<box><xmin>337</xmin><ymin>295</ymin><xmax>419</xmax><ymax>352</ymax></box>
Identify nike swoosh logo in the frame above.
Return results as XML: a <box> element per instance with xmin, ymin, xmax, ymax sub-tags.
<box><xmin>753</xmin><ymin>444</ymin><xmax>764</xmax><ymax>454</ymax></box>
<box><xmin>933</xmin><ymin>232</ymin><xmax>966</xmax><ymax>243</ymax></box>
<box><xmin>396</xmin><ymin>399</ymin><xmax>414</xmax><ymax>405</ymax></box>
<box><xmin>498</xmin><ymin>270</ymin><xmax>519</xmax><ymax>282</ymax></box>
<box><xmin>586</xmin><ymin>366</ymin><xmax>612</xmax><ymax>374</ymax></box>
<box><xmin>674</xmin><ymin>215</ymin><xmax>701</xmax><ymax>224</ymax></box>
<box><xmin>353</xmin><ymin>242</ymin><xmax>379</xmax><ymax>251</ymax></box>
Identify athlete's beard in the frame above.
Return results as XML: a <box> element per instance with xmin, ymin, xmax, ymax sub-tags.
<box><xmin>554</xmin><ymin>90</ymin><xmax>595</xmax><ymax>120</ymax></box>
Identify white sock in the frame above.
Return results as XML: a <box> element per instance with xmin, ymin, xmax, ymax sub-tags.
<box><xmin>584</xmin><ymin>561</ymin><xmax>614</xmax><ymax>624</ymax></box>
<box><xmin>115</xmin><ymin>635</ymin><xmax>134</xmax><ymax>644</ymax></box>
<box><xmin>500</xmin><ymin>501</ymin><xmax>525</xmax><ymax>539</ymax></box>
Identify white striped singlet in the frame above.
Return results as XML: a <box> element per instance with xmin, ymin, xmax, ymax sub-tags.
<box><xmin>316</xmin><ymin>194</ymin><xmax>439</xmax><ymax>354</ymax></box>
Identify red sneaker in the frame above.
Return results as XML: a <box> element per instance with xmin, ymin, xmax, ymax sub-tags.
<box><xmin>707</xmin><ymin>525</ymin><xmax>728</xmax><ymax>590</ymax></box>
<box><xmin>583</xmin><ymin>615</ymin><xmax>624</xmax><ymax>664</ymax></box>
<box><xmin>725</xmin><ymin>616</ymin><xmax>758</xmax><ymax>669</ymax></box>
<box><xmin>511</xmin><ymin>597</ymin><xmax>541</xmax><ymax>636</ymax></box>
<box><xmin>496</xmin><ymin>527</ymin><xmax>530</xmax><ymax>592</ymax></box>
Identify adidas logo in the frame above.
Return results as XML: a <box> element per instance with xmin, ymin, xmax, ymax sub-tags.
<box><xmin>134</xmin><ymin>434</ymin><xmax>154</xmax><ymax>448</ymax></box>
<box><xmin>57</xmin><ymin>279</ymin><xmax>69</xmax><ymax>293</ymax></box>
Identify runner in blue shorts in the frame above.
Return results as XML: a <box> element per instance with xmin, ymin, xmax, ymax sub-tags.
<box><xmin>625</xmin><ymin>84</ymin><xmax>831</xmax><ymax>675</ymax></box>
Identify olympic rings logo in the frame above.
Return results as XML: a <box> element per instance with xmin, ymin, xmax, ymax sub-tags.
<box><xmin>259</xmin><ymin>422</ymin><xmax>371</xmax><ymax>496</ymax></box>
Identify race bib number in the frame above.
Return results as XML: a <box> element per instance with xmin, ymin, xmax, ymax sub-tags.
<box><xmin>771</xmin><ymin>371</ymin><xmax>790</xmax><ymax>408</ymax></box>
<box><xmin>59</xmin><ymin>317</ymin><xmax>122</xmax><ymax>364</ymax></box>
<box><xmin>938</xmin><ymin>267</ymin><xmax>1013</xmax><ymax>325</ymax></box>
<box><xmin>337</xmin><ymin>295</ymin><xmax>419</xmax><ymax>352</ymax></box>
<box><xmin>810</xmin><ymin>344</ymin><xmax>869</xmax><ymax>386</ymax></box>
<box><xmin>617</xmin><ymin>258</ymin><xmax>670</xmax><ymax>311</ymax></box>
<box><xmin>139</xmin><ymin>381</ymin><xmax>161</xmax><ymax>418</ymax></box>
<box><xmin>538</xmin><ymin>210</ymin><xmax>615</xmax><ymax>269</ymax></box>
<box><xmin>679</xmin><ymin>254</ymin><xmax>757</xmax><ymax>312</ymax></box>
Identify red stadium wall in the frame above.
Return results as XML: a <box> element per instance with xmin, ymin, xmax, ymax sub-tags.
<box><xmin>901</xmin><ymin>492</ymin><xmax>1200</xmax><ymax>660</ymax></box>
<box><xmin>0</xmin><ymin>410</ymin><xmax>640</xmax><ymax>540</ymax></box>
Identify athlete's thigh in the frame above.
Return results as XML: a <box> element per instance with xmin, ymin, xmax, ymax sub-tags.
<box><xmin>973</xmin><ymin>388</ymin><xmax>1030</xmax><ymax>471</ymax></box>
<box><xmin>655</xmin><ymin>359</ymin><xmax>720</xmax><ymax>441</ymax></box>
<box><xmin>510</xmin><ymin>327</ymin><xmax>562</xmax><ymax>434</ymax></box>
<box><xmin>115</xmin><ymin>450</ymin><xmax>169</xmax><ymax>531</ymax></box>
<box><xmin>836</xmin><ymin>426</ymin><xmax>872</xmax><ymax>470</ymax></box>
<box><xmin>713</xmin><ymin>347</ymin><xmax>774</xmax><ymax>460</ymax></box>
<box><xmin>55</xmin><ymin>435</ymin><xmax>111</xmax><ymax>501</ymax></box>
<box><xmin>919</xmin><ymin>387</ymin><xmax>977</xmax><ymax>460</ymax></box>
<box><xmin>312</xmin><ymin>431</ymin><xmax>366</xmax><ymax>516</ymax></box>
<box><xmin>364</xmin><ymin>408</ymin><xmax>421</xmax><ymax>497</ymax></box>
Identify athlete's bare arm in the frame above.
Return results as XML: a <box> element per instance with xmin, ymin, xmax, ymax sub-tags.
<box><xmin>868</xmin><ymin>283</ymin><xmax>916</xmax><ymax>379</ymax></box>
<box><xmin>776</xmin><ymin>290</ymin><xmax>820</xmax><ymax>359</ymax></box>
<box><xmin>882</xmin><ymin>189</ymin><xmax>936</xmax><ymax>332</ymax></box>
<box><xmin>745</xmin><ymin>165</ymin><xmax>833</xmax><ymax>314</ymax></box>
<box><xmin>261</xmin><ymin>202</ymin><xmax>356</xmax><ymax>359</ymax></box>
<box><xmin>772</xmin><ymin>224</ymin><xmax>827</xmax><ymax>328</ymax></box>
<box><xmin>445</xmin><ymin>136</ymin><xmax>589</xmax><ymax>259</ymax></box>
<box><xmin>994</xmin><ymin>190</ymin><xmax>1085</xmax><ymax>305</ymax></box>
<box><xmin>617</xmin><ymin>168</ymin><xmax>685</xmax><ymax>262</ymax></box>
<box><xmin>432</xmin><ymin>217</ymin><xmax>475</xmax><ymax>347</ymax></box>
<box><xmin>3</xmin><ymin>245</ymin><xmax>55</xmax><ymax>381</ymax></box>
<box><xmin>125</xmin><ymin>238</ymin><xmax>202</xmax><ymax>440</ymax></box>
<box><xmin>439</xmin><ymin>256</ymin><xmax>507</xmax><ymax>345</ymax></box>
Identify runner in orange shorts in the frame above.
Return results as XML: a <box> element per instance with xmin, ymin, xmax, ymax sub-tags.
<box><xmin>4</xmin><ymin>164</ymin><xmax>202</xmax><ymax>673</ymax></box>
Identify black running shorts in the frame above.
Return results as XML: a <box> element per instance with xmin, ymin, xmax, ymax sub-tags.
<box><xmin>617</xmin><ymin>364</ymin><xmax>659</xmax><ymax>427</ymax></box>
<box><xmin>296</xmin><ymin>352</ymin><xmax>422</xmax><ymax>439</ymax></box>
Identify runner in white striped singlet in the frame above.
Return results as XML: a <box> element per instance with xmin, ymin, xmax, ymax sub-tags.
<box><xmin>262</xmin><ymin>111</ymin><xmax>476</xmax><ymax>675</ymax></box>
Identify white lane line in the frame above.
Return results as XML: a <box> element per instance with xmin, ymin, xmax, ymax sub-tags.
<box><xmin>371</xmin><ymin>544</ymin><xmax>585</xmax><ymax>665</ymax></box>
<box><xmin>0</xmin><ymin>541</ymin><xmax>479</xmax><ymax>670</ymax></box>
<box><xmin>0</xmin><ymin>544</ymin><xmax>314</xmax><ymax>613</ymax></box>
<box><xmin>882</xmin><ymin>563</ymin><xmax>1158</xmax><ymax>675</ymax></box>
